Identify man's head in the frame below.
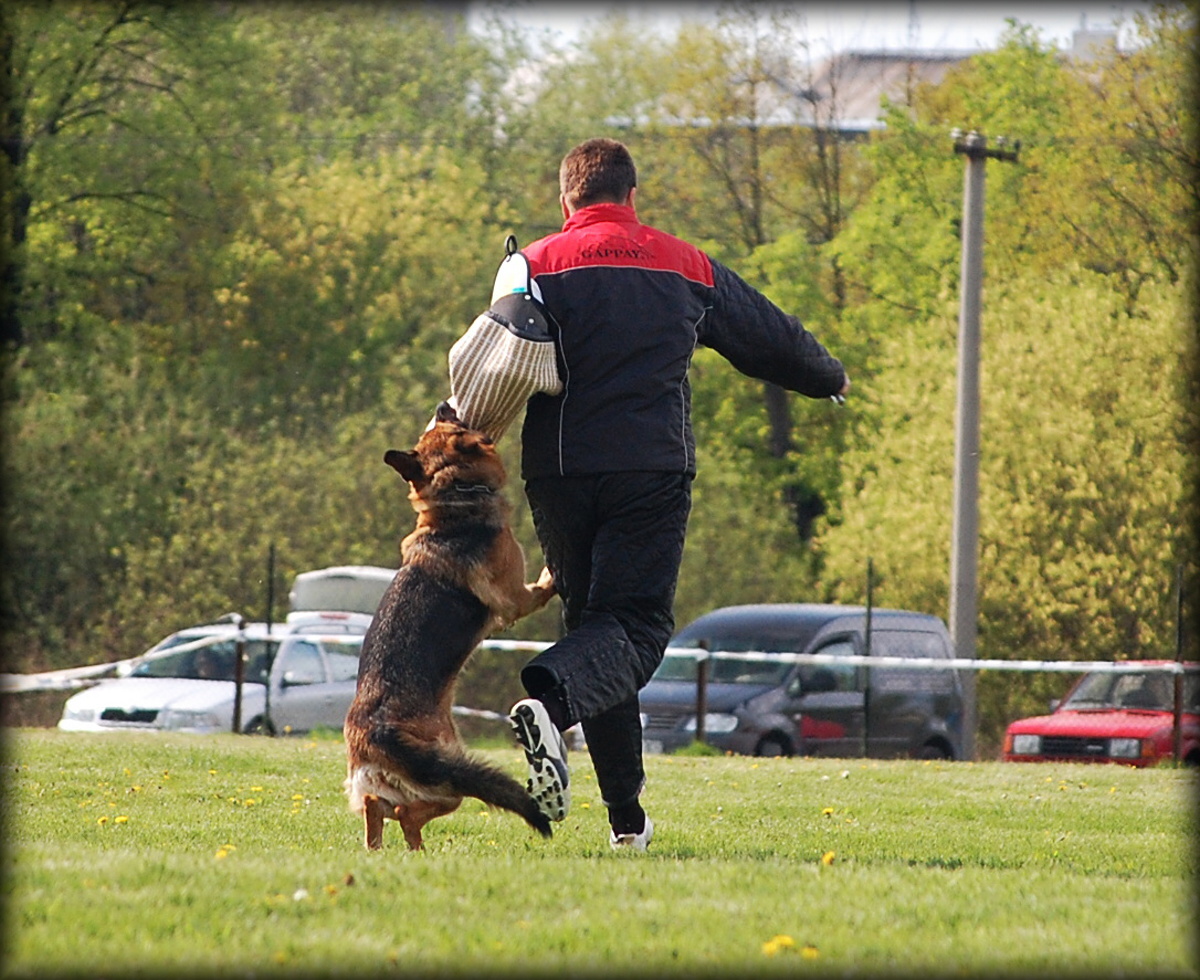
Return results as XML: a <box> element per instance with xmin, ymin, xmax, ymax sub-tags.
<box><xmin>559</xmin><ymin>138</ymin><xmax>637</xmax><ymax>215</ymax></box>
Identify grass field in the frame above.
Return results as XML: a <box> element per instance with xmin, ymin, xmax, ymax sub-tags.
<box><xmin>2</xmin><ymin>729</ymin><xmax>1196</xmax><ymax>978</ymax></box>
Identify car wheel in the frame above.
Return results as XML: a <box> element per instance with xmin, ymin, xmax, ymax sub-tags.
<box><xmin>917</xmin><ymin>742</ymin><xmax>950</xmax><ymax>760</ymax></box>
<box><xmin>244</xmin><ymin>716</ymin><xmax>275</xmax><ymax>736</ymax></box>
<box><xmin>755</xmin><ymin>734</ymin><xmax>792</xmax><ymax>757</ymax></box>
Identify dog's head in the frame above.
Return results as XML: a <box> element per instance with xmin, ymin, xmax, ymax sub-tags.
<box><xmin>384</xmin><ymin>401</ymin><xmax>506</xmax><ymax>499</ymax></box>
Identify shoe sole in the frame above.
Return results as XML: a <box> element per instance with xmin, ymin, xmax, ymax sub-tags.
<box><xmin>510</xmin><ymin>702</ymin><xmax>570</xmax><ymax>822</ymax></box>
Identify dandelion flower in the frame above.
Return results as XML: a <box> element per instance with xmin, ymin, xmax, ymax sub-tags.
<box><xmin>821</xmin><ymin>807</ymin><xmax>834</xmax><ymax>817</ymax></box>
<box><xmin>115</xmin><ymin>815</ymin><xmax>129</xmax><ymax>824</ymax></box>
<box><xmin>96</xmin><ymin>816</ymin><xmax>109</xmax><ymax>826</ymax></box>
<box><xmin>762</xmin><ymin>934</ymin><xmax>796</xmax><ymax>956</ymax></box>
<box><xmin>802</xmin><ymin>944</ymin><xmax>820</xmax><ymax>959</ymax></box>
<box><xmin>821</xmin><ymin>850</ymin><xmax>835</xmax><ymax>865</ymax></box>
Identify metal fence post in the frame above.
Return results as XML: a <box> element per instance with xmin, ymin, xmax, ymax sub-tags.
<box><xmin>231</xmin><ymin>613</ymin><xmax>245</xmax><ymax>734</ymax></box>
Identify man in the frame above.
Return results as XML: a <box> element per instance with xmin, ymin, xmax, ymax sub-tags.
<box><xmin>505</xmin><ymin>138</ymin><xmax>850</xmax><ymax>851</ymax></box>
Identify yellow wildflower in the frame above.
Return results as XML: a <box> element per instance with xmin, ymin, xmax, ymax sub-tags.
<box><xmin>762</xmin><ymin>934</ymin><xmax>796</xmax><ymax>956</ymax></box>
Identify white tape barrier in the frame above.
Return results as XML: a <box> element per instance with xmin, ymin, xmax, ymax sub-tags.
<box><xmin>5</xmin><ymin>637</ymin><xmax>1194</xmax><ymax>695</ymax></box>
<box><xmin>478</xmin><ymin>641</ymin><xmax>1195</xmax><ymax>675</ymax></box>
<box><xmin>651</xmin><ymin>647</ymin><xmax>1197</xmax><ymax>675</ymax></box>
<box><xmin>0</xmin><ymin>630</ymin><xmax>364</xmax><ymax>694</ymax></box>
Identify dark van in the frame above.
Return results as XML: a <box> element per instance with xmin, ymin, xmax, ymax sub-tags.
<box><xmin>639</xmin><ymin>604</ymin><xmax>968</xmax><ymax>760</ymax></box>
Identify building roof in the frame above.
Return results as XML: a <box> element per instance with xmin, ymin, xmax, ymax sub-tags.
<box><xmin>797</xmin><ymin>49</ymin><xmax>978</xmax><ymax>133</ymax></box>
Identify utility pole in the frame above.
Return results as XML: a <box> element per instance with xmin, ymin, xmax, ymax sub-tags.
<box><xmin>949</xmin><ymin>129</ymin><xmax>1019</xmax><ymax>761</ymax></box>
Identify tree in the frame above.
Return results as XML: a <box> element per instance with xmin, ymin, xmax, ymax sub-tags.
<box><xmin>205</xmin><ymin>146</ymin><xmax>502</xmax><ymax>429</ymax></box>
<box><xmin>1021</xmin><ymin>5</ymin><xmax>1199</xmax><ymax>307</ymax></box>
<box><xmin>637</xmin><ymin>3</ymin><xmax>870</xmax><ymax>537</ymax></box>
<box><xmin>1</xmin><ymin>1</ymin><xmax>262</xmax><ymax>349</ymax></box>
<box><xmin>0</xmin><ymin>1</ymin><xmax>531</xmax><ymax>671</ymax></box>
<box><xmin>812</xmin><ymin>269</ymin><xmax>1190</xmax><ymax>748</ymax></box>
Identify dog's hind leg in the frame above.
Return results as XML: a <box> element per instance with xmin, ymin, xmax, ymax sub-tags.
<box><xmin>362</xmin><ymin>794</ymin><xmax>393</xmax><ymax>851</ymax></box>
<box><xmin>395</xmin><ymin>798</ymin><xmax>461</xmax><ymax>851</ymax></box>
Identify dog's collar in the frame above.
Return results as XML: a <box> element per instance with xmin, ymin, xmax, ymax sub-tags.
<box><xmin>410</xmin><ymin>481</ymin><xmax>499</xmax><ymax>513</ymax></box>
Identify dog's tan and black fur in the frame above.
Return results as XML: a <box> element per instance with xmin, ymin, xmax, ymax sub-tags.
<box><xmin>343</xmin><ymin>403</ymin><xmax>556</xmax><ymax>850</ymax></box>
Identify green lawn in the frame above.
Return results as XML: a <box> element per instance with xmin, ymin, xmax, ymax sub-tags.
<box><xmin>2</xmin><ymin>729</ymin><xmax>1195</xmax><ymax>977</ymax></box>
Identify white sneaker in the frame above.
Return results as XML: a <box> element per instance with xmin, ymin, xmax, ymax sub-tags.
<box><xmin>609</xmin><ymin>815</ymin><xmax>654</xmax><ymax>852</ymax></box>
<box><xmin>509</xmin><ymin>698</ymin><xmax>570</xmax><ymax>822</ymax></box>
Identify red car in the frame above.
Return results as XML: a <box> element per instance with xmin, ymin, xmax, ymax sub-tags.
<box><xmin>1003</xmin><ymin>662</ymin><xmax>1200</xmax><ymax>766</ymax></box>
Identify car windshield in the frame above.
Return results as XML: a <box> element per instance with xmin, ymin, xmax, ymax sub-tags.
<box><xmin>1061</xmin><ymin>669</ymin><xmax>1198</xmax><ymax>712</ymax></box>
<box><xmin>655</xmin><ymin>637</ymin><xmax>793</xmax><ymax>685</ymax></box>
<box><xmin>130</xmin><ymin>639</ymin><xmax>274</xmax><ymax>685</ymax></box>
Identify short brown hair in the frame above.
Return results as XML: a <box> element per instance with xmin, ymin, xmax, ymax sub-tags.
<box><xmin>559</xmin><ymin>138</ymin><xmax>637</xmax><ymax>211</ymax></box>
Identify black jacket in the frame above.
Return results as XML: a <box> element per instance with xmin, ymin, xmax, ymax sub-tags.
<box><xmin>520</xmin><ymin>203</ymin><xmax>845</xmax><ymax>479</ymax></box>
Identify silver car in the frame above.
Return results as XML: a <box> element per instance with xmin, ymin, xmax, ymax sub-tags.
<box><xmin>59</xmin><ymin>622</ymin><xmax>366</xmax><ymax>735</ymax></box>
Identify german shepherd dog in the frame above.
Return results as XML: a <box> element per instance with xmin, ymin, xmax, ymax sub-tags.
<box><xmin>343</xmin><ymin>402</ymin><xmax>556</xmax><ymax>850</ymax></box>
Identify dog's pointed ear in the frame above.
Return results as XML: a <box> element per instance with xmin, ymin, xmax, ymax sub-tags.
<box><xmin>384</xmin><ymin>449</ymin><xmax>427</xmax><ymax>487</ymax></box>
<box><xmin>435</xmin><ymin>400</ymin><xmax>460</xmax><ymax>425</ymax></box>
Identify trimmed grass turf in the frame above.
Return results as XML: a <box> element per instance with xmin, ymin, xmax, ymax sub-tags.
<box><xmin>2</xmin><ymin>729</ymin><xmax>1196</xmax><ymax>977</ymax></box>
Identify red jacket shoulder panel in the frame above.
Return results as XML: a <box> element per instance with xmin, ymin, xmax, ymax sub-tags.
<box><xmin>525</xmin><ymin>205</ymin><xmax>714</xmax><ymax>288</ymax></box>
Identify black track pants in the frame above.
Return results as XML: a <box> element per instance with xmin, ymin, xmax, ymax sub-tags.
<box><xmin>522</xmin><ymin>472</ymin><xmax>692</xmax><ymax>808</ymax></box>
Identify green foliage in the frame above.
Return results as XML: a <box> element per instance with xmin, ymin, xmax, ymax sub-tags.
<box><xmin>206</xmin><ymin>147</ymin><xmax>501</xmax><ymax>425</ymax></box>
<box><xmin>4</xmin><ymin>731</ymin><xmax>1195</xmax><ymax>976</ymax></box>
<box><xmin>812</xmin><ymin>268</ymin><xmax>1192</xmax><ymax>744</ymax></box>
<box><xmin>669</xmin><ymin>739</ymin><xmax>722</xmax><ymax>756</ymax></box>
<box><xmin>1037</xmin><ymin>7</ymin><xmax>1198</xmax><ymax>299</ymax></box>
<box><xmin>8</xmin><ymin>1</ymin><xmax>264</xmax><ymax>347</ymax></box>
<box><xmin>233</xmin><ymin>1</ymin><xmax>486</xmax><ymax>163</ymax></box>
<box><xmin>1</xmin><ymin>3</ymin><xmax>1196</xmax><ymax>770</ymax></box>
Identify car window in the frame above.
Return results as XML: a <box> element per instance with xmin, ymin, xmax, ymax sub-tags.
<box><xmin>131</xmin><ymin>639</ymin><xmax>272</xmax><ymax>684</ymax></box>
<box><xmin>1062</xmin><ymin>670</ymin><xmax>1183</xmax><ymax>711</ymax></box>
<box><xmin>653</xmin><ymin>651</ymin><xmax>701</xmax><ymax>681</ymax></box>
<box><xmin>708</xmin><ymin>654</ymin><xmax>791</xmax><ymax>685</ymax></box>
<box><xmin>792</xmin><ymin>638</ymin><xmax>858</xmax><ymax>694</ymax></box>
<box><xmin>706</xmin><ymin>635</ymin><xmax>798</xmax><ymax>684</ymax></box>
<box><xmin>653</xmin><ymin>638</ymin><xmax>792</xmax><ymax>685</ymax></box>
<box><xmin>1110</xmin><ymin>672</ymin><xmax>1174</xmax><ymax>710</ymax></box>
<box><xmin>324</xmin><ymin>640</ymin><xmax>362</xmax><ymax>683</ymax></box>
<box><xmin>278</xmin><ymin>641</ymin><xmax>326</xmax><ymax>686</ymax></box>
<box><xmin>1061</xmin><ymin>671</ymin><xmax>1117</xmax><ymax>708</ymax></box>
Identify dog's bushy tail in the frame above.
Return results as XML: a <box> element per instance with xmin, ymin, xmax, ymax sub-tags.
<box><xmin>370</xmin><ymin>728</ymin><xmax>552</xmax><ymax>839</ymax></box>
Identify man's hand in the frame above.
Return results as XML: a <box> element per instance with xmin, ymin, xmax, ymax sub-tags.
<box><xmin>831</xmin><ymin>373</ymin><xmax>851</xmax><ymax>404</ymax></box>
